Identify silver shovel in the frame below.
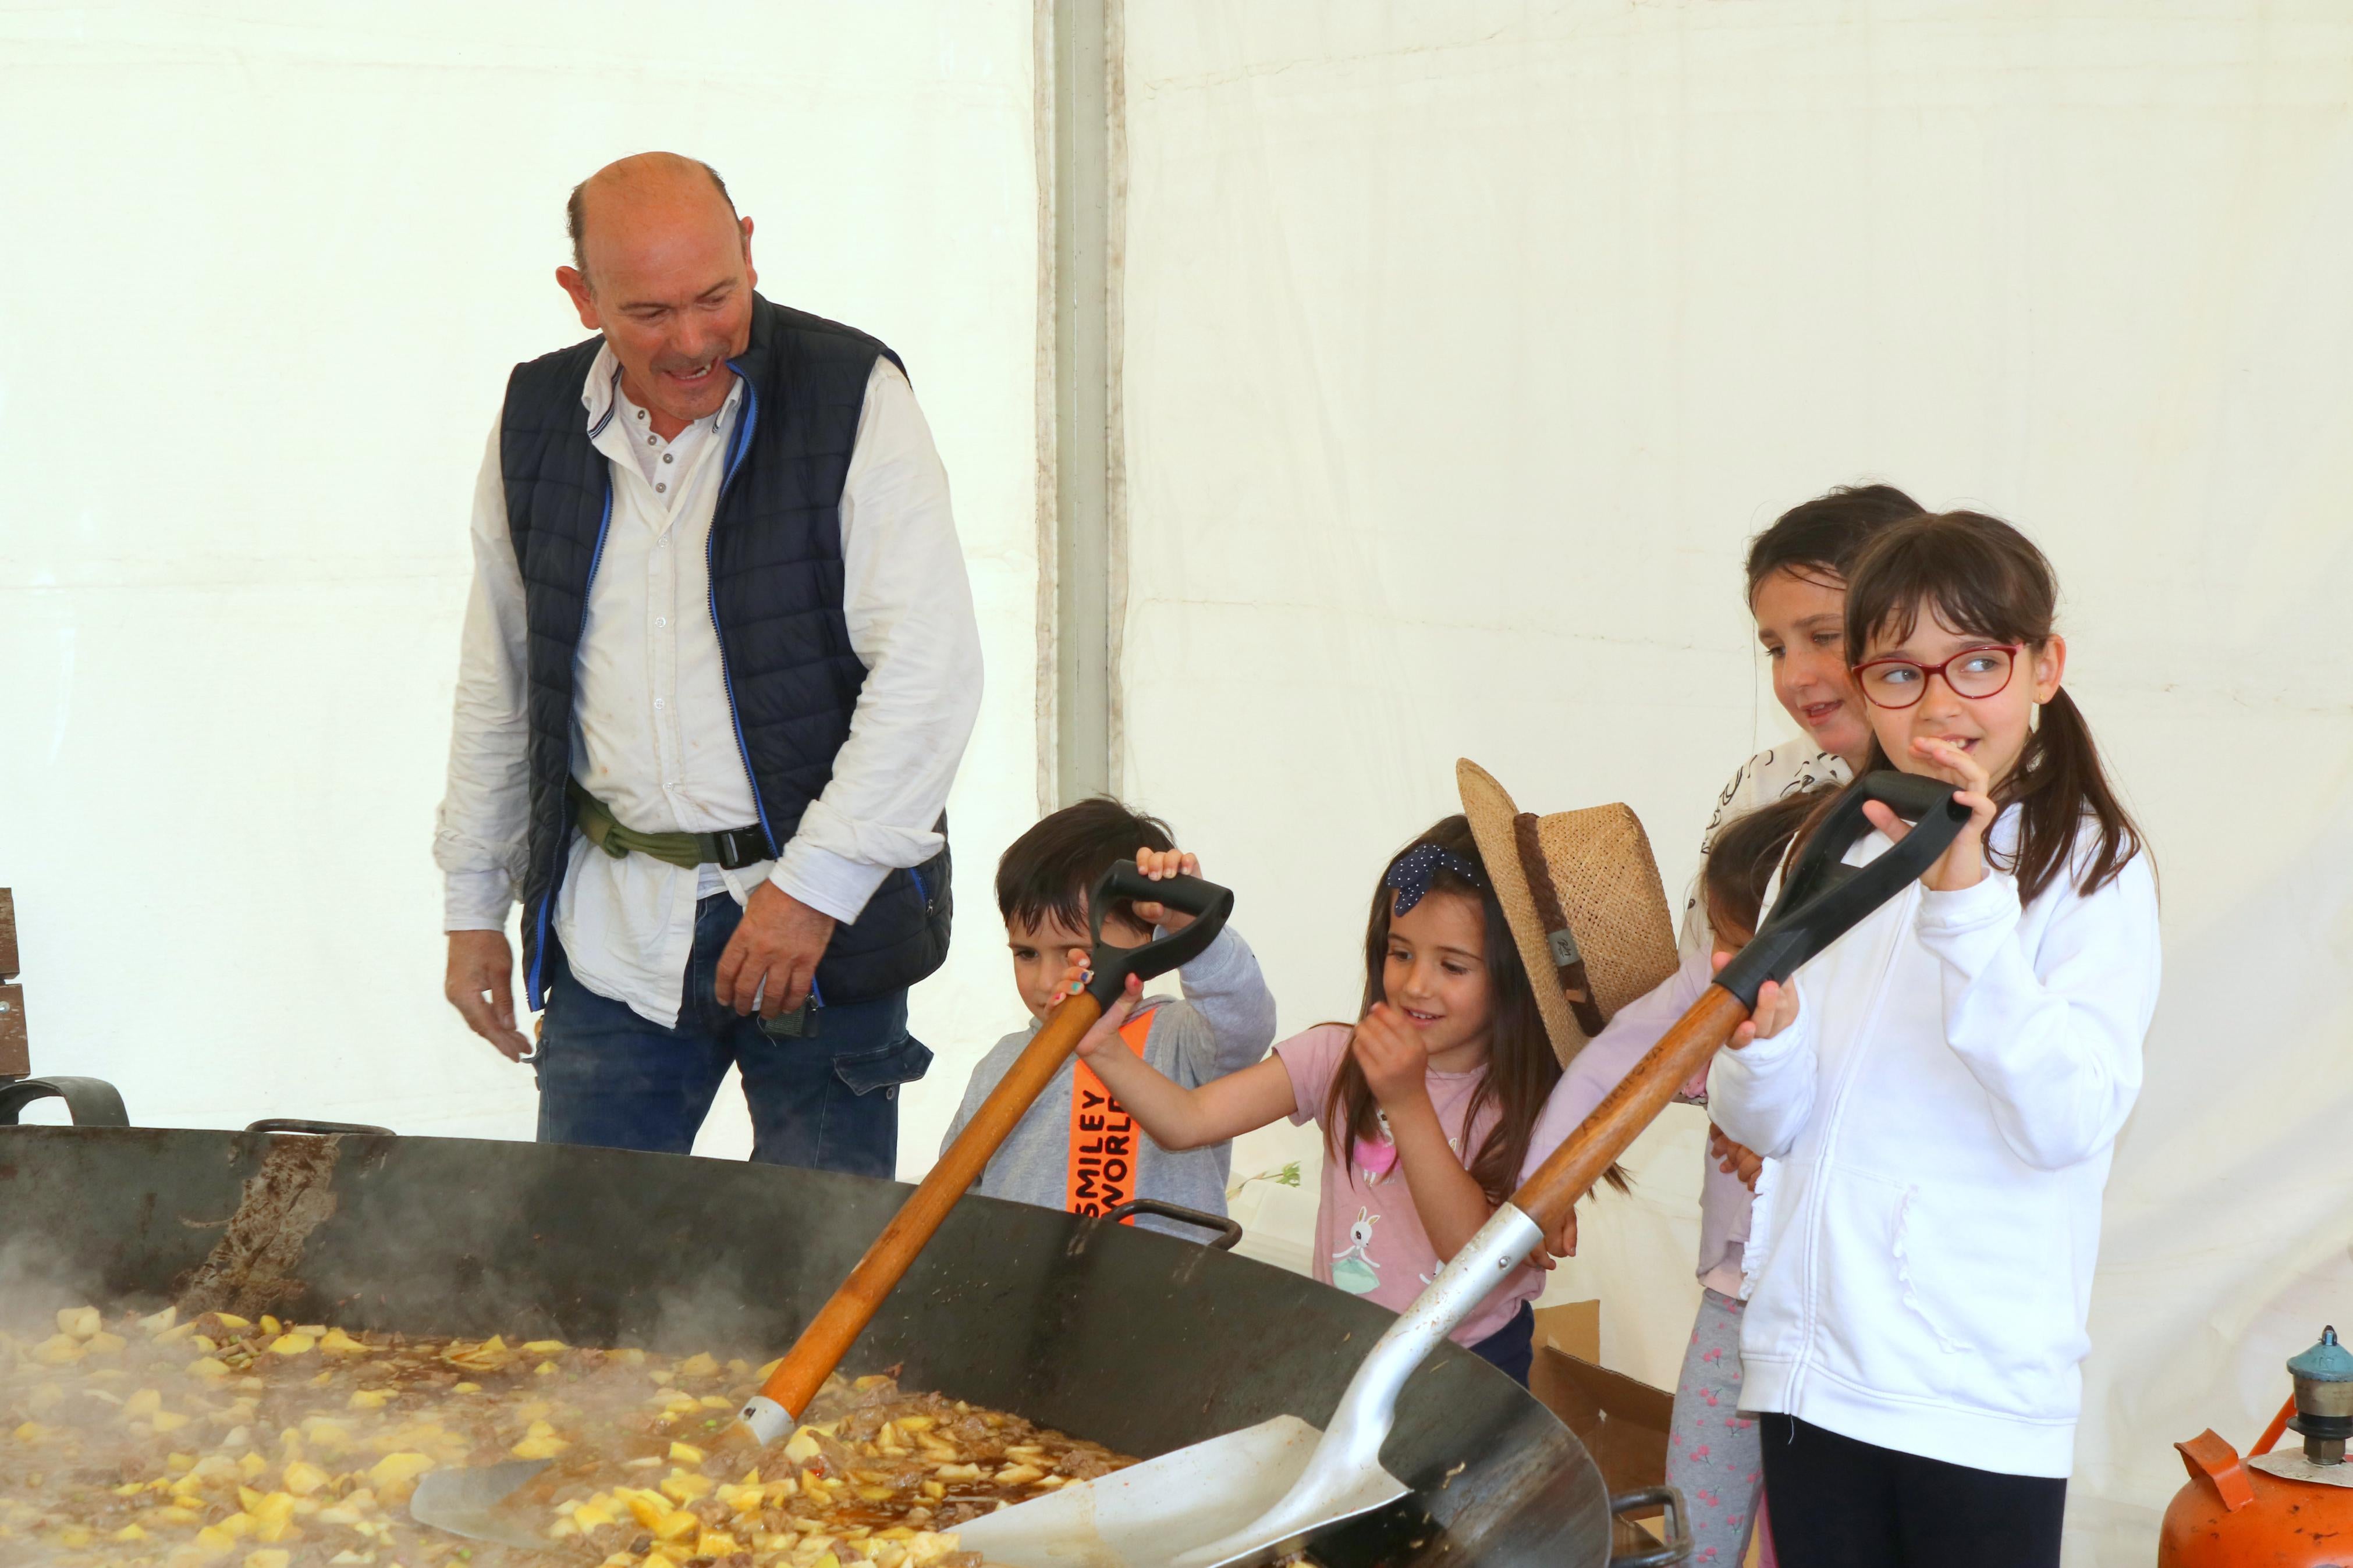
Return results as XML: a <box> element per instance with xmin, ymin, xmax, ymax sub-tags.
<box><xmin>960</xmin><ymin>770</ymin><xmax>1966</xmax><ymax>1568</ymax></box>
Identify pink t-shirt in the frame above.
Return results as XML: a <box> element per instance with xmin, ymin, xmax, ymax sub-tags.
<box><xmin>1275</xmin><ymin>1024</ymin><xmax>1547</xmax><ymax>1346</ymax></box>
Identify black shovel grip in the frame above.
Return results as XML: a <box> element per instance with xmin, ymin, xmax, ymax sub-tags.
<box><xmin>1713</xmin><ymin>770</ymin><xmax>1971</xmax><ymax>1008</ymax></box>
<box><xmin>1082</xmin><ymin>862</ymin><xmax>1235</xmax><ymax>1009</ymax></box>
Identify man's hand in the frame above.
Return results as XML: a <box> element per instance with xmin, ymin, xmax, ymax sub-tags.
<box><xmin>446</xmin><ymin>930</ymin><xmax>531</xmax><ymax>1061</ymax></box>
<box><xmin>716</xmin><ymin>882</ymin><xmax>838</xmax><ymax>1018</ymax></box>
<box><xmin>1130</xmin><ymin>847</ymin><xmax>1202</xmax><ymax>933</ymax></box>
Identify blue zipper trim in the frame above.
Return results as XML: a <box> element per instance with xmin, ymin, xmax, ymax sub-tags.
<box><xmin>910</xmin><ymin>868</ymin><xmax>928</xmax><ymax>906</ymax></box>
<box><xmin>707</xmin><ymin>367</ymin><xmax>777</xmax><ymax>858</ymax></box>
<box><xmin>527</xmin><ymin>477</ymin><xmax>616</xmax><ymax>1008</ymax></box>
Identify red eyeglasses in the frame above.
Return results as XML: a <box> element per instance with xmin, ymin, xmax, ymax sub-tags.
<box><xmin>1850</xmin><ymin>645</ymin><xmax>2022</xmax><ymax>710</ymax></box>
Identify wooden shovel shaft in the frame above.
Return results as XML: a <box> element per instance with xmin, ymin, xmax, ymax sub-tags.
<box><xmin>1509</xmin><ymin>986</ymin><xmax>1753</xmax><ymax>1232</ymax></box>
<box><xmin>755</xmin><ymin>991</ymin><xmax>1108</xmax><ymax>1421</ymax></box>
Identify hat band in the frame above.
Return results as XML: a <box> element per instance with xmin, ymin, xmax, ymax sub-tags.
<box><xmin>1513</xmin><ymin>812</ymin><xmax>1607</xmax><ymax>1037</ymax></box>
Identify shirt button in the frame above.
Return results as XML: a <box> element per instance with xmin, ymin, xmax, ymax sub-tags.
<box><xmin>636</xmin><ymin>409</ymin><xmax>646</xmax><ymax>421</ymax></box>
<box><xmin>647</xmin><ymin>435</ymin><xmax>658</xmax><ymax>445</ymax></box>
<box><xmin>662</xmin><ymin>453</ymin><xmax>673</xmax><ymax>463</ymax></box>
<box><xmin>656</xmin><ymin>482</ymin><xmax>667</xmax><ymax>493</ymax></box>
<box><xmin>655</xmin><ymin>617</ymin><xmax>667</xmax><ymax>627</ymax></box>
<box><xmin>654</xmin><ymin>698</ymin><xmax>666</xmax><ymax>709</ymax></box>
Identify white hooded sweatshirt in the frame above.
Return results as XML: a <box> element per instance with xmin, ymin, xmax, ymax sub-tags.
<box><xmin>1707</xmin><ymin>808</ymin><xmax>2160</xmax><ymax>1478</ymax></box>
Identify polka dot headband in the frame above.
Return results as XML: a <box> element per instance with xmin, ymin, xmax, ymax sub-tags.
<box><xmin>1383</xmin><ymin>842</ymin><xmax>1487</xmax><ymax>915</ymax></box>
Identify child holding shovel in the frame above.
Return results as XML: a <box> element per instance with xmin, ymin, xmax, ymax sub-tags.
<box><xmin>1062</xmin><ymin>774</ymin><xmax>1680</xmax><ymax>1386</ymax></box>
<box><xmin>1713</xmin><ymin>511</ymin><xmax>2160</xmax><ymax>1567</ymax></box>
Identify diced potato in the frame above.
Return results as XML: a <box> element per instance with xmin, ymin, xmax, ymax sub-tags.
<box><xmin>267</xmin><ymin>1333</ymin><xmax>316</xmax><ymax>1357</ymax></box>
<box><xmin>522</xmin><ymin>1338</ymin><xmax>566</xmax><ymax>1353</ymax></box>
<box><xmin>365</xmin><ymin>1452</ymin><xmax>436</xmax><ymax>1491</ymax></box>
<box><xmin>58</xmin><ymin>1306</ymin><xmax>102</xmax><ymax>1339</ymax></box>
<box><xmin>345</xmin><ymin>1389</ymin><xmax>389</xmax><ymax>1411</ymax></box>
<box><xmin>658</xmin><ymin>1470</ymin><xmax>713</xmax><ymax>1503</ymax></box>
<box><xmin>695</xmin><ymin>1528</ymin><xmax>741</xmax><ymax>1555</ymax></box>
<box><xmin>281</xmin><ymin>1461</ymin><xmax>329</xmax><ymax>1496</ymax></box>
<box><xmin>211</xmin><ymin>1314</ymin><xmax>252</xmax><ymax>1329</ymax></box>
<box><xmin>510</xmin><ymin>1434</ymin><xmax>570</xmax><ymax>1460</ymax></box>
<box><xmin>317</xmin><ymin>1328</ymin><xmax>369</xmax><ymax>1355</ymax></box>
<box><xmin>676</xmin><ymin>1353</ymin><xmax>721</xmax><ymax>1379</ymax></box>
<box><xmin>783</xmin><ymin>1428</ymin><xmax>824</xmax><ymax>1462</ymax></box>
<box><xmin>698</xmin><ymin>1394</ymin><xmax>734</xmax><ymax>1410</ymax></box>
<box><xmin>244</xmin><ymin>1549</ymin><xmax>292</xmax><ymax>1568</ymax></box>
<box><xmin>126</xmin><ymin>1388</ymin><xmax>164</xmax><ymax>1420</ymax></box>
<box><xmin>668</xmin><ymin>1440</ymin><xmax>706</xmax><ymax>1464</ymax></box>
<box><xmin>932</xmin><ymin>1463</ymin><xmax>982</xmax><ymax>1481</ymax></box>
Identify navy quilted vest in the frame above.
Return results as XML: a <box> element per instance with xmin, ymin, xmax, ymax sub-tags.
<box><xmin>499</xmin><ymin>296</ymin><xmax>952</xmax><ymax>1008</ymax></box>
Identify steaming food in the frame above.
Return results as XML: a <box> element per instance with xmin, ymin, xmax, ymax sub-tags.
<box><xmin>1</xmin><ymin>1303</ymin><xmax>1131</xmax><ymax>1568</ymax></box>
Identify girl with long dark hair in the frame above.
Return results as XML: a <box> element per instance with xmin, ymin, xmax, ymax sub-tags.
<box><xmin>1712</xmin><ymin>510</ymin><xmax>2159</xmax><ymax>1568</ymax></box>
<box><xmin>1066</xmin><ymin>790</ymin><xmax>1674</xmax><ymax>1386</ymax></box>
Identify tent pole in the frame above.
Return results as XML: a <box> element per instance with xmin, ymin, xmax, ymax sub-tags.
<box><xmin>1043</xmin><ymin>0</ymin><xmax>1123</xmax><ymax>809</ymax></box>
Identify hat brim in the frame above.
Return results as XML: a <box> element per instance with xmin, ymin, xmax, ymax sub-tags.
<box><xmin>1458</xmin><ymin>758</ymin><xmax>1588</xmax><ymax>1066</ymax></box>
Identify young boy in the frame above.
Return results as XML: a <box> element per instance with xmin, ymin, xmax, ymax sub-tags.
<box><xmin>942</xmin><ymin>798</ymin><xmax>1276</xmax><ymax>1239</ymax></box>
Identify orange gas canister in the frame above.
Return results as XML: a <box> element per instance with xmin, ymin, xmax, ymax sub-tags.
<box><xmin>2159</xmin><ymin>1327</ymin><xmax>2353</xmax><ymax>1567</ymax></box>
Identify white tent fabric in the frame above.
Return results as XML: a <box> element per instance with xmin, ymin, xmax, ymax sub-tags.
<box><xmin>1119</xmin><ymin>4</ymin><xmax>2353</xmax><ymax>1561</ymax></box>
<box><xmin>4</xmin><ymin>4</ymin><xmax>2351</xmax><ymax>1562</ymax></box>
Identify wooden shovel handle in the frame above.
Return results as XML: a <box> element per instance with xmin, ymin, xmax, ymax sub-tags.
<box><xmin>1510</xmin><ymin>986</ymin><xmax>1752</xmax><ymax>1232</ymax></box>
<box><xmin>755</xmin><ymin>991</ymin><xmax>1107</xmax><ymax>1421</ymax></box>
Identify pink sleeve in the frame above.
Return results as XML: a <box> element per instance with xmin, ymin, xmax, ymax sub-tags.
<box><xmin>1273</xmin><ymin>1025</ymin><xmax>1351</xmax><ymax>1129</ymax></box>
<box><xmin>1518</xmin><ymin>948</ymin><xmax>1714</xmax><ymax>1184</ymax></box>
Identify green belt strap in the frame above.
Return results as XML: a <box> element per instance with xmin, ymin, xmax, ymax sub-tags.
<box><xmin>569</xmin><ymin>780</ymin><xmax>739</xmax><ymax>872</ymax></box>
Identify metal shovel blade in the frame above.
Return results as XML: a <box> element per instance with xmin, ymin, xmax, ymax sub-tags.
<box><xmin>954</xmin><ymin>1414</ymin><xmax>1406</xmax><ymax>1568</ymax></box>
<box><xmin>958</xmin><ymin>1207</ymin><xmax>1545</xmax><ymax>1568</ymax></box>
<box><xmin>409</xmin><ymin>1457</ymin><xmax>554</xmax><ymax>1550</ymax></box>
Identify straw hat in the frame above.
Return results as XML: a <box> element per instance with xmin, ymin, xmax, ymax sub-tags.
<box><xmin>1457</xmin><ymin>758</ymin><xmax>1678</xmax><ymax>1066</ymax></box>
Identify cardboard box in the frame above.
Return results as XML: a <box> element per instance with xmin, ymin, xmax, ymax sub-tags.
<box><xmin>1531</xmin><ymin>1298</ymin><xmax>1600</xmax><ymax>1363</ymax></box>
<box><xmin>1529</xmin><ymin>1341</ymin><xmax>1673</xmax><ymax>1513</ymax></box>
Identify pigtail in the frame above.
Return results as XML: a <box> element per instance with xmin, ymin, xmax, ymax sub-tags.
<box><xmin>1997</xmin><ymin>687</ymin><xmax>2146</xmax><ymax>905</ymax></box>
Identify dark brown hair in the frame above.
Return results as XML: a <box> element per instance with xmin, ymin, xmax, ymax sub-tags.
<box><xmin>1745</xmin><ymin>483</ymin><xmax>1927</xmax><ymax>601</ymax></box>
<box><xmin>1840</xmin><ymin>510</ymin><xmax>2148</xmax><ymax>904</ymax></box>
<box><xmin>996</xmin><ymin>798</ymin><xmax>1176</xmax><ymax>936</ymax></box>
<box><xmin>1701</xmin><ymin>788</ymin><xmax>1830</xmax><ymax>944</ymax></box>
<box><xmin>1322</xmin><ymin>816</ymin><xmax>1571</xmax><ymax>1205</ymax></box>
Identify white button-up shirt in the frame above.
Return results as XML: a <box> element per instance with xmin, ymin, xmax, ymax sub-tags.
<box><xmin>434</xmin><ymin>342</ymin><xmax>983</xmax><ymax>1027</ymax></box>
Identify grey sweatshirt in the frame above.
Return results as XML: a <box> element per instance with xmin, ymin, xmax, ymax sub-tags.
<box><xmin>941</xmin><ymin>925</ymin><xmax>1277</xmax><ymax>1241</ymax></box>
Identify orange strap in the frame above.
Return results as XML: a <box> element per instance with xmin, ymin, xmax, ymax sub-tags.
<box><xmin>1067</xmin><ymin>1012</ymin><xmax>1152</xmax><ymax>1219</ymax></box>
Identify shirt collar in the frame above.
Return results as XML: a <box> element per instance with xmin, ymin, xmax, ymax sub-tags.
<box><xmin>580</xmin><ymin>339</ymin><xmax>743</xmax><ymax>436</ymax></box>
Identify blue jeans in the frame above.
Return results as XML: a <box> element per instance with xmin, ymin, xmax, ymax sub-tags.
<box><xmin>535</xmin><ymin>893</ymin><xmax>932</xmax><ymax>1178</ymax></box>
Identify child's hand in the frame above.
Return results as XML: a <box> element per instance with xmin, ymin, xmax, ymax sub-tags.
<box><xmin>1070</xmin><ymin>972</ymin><xmax>1144</xmax><ymax>1062</ymax></box>
<box><xmin>1542</xmin><ymin>1207</ymin><xmax>1578</xmax><ymax>1260</ymax></box>
<box><xmin>1350</xmin><ymin>1003</ymin><xmax>1430</xmax><ymax>1107</ymax></box>
<box><xmin>1129</xmin><ymin>847</ymin><xmax>1202</xmax><ymax>933</ymax></box>
<box><xmin>1708</xmin><ymin>1124</ymin><xmax>1764</xmax><ymax>1190</ymax></box>
<box><xmin>1712</xmin><ymin>952</ymin><xmax>1800</xmax><ymax>1048</ymax></box>
<box><xmin>1863</xmin><ymin>739</ymin><xmax>1993</xmax><ymax>891</ymax></box>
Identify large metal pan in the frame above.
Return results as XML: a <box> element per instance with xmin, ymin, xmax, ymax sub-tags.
<box><xmin>0</xmin><ymin>1093</ymin><xmax>1678</xmax><ymax>1566</ymax></box>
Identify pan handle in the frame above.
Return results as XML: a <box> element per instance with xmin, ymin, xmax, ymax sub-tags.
<box><xmin>0</xmin><ymin>1076</ymin><xmax>129</xmax><ymax>1128</ymax></box>
<box><xmin>247</xmin><ymin>1118</ymin><xmax>395</xmax><ymax>1136</ymax></box>
<box><xmin>1606</xmin><ymin>1485</ymin><xmax>1692</xmax><ymax>1566</ymax></box>
<box><xmin>1101</xmin><ymin>1197</ymin><xmax>1244</xmax><ymax>1250</ymax></box>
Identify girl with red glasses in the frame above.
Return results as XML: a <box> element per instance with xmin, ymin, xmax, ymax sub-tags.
<box><xmin>1710</xmin><ymin>510</ymin><xmax>2159</xmax><ymax>1568</ymax></box>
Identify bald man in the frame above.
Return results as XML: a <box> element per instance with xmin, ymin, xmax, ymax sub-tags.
<box><xmin>434</xmin><ymin>155</ymin><xmax>981</xmax><ymax>1175</ymax></box>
